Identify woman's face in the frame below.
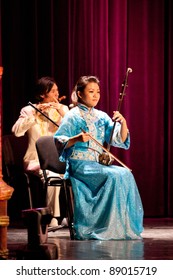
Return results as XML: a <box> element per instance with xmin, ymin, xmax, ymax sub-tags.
<box><xmin>78</xmin><ymin>82</ymin><xmax>100</xmax><ymax>108</ymax></box>
<box><xmin>41</xmin><ymin>83</ymin><xmax>59</xmax><ymax>102</ymax></box>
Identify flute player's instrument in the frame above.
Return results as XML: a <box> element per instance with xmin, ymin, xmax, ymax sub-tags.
<box><xmin>58</xmin><ymin>95</ymin><xmax>66</xmax><ymax>102</ymax></box>
<box><xmin>28</xmin><ymin>102</ymin><xmax>59</xmax><ymax>127</ymax></box>
<box><xmin>28</xmin><ymin>95</ymin><xmax>67</xmax><ymax>125</ymax></box>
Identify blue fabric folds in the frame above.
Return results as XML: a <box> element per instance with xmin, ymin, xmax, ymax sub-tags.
<box><xmin>54</xmin><ymin>104</ymin><xmax>144</xmax><ymax>240</ymax></box>
<box><xmin>69</xmin><ymin>160</ymin><xmax>143</xmax><ymax>240</ymax></box>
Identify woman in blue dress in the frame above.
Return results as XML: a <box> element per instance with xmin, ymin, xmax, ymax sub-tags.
<box><xmin>54</xmin><ymin>75</ymin><xmax>143</xmax><ymax>240</ymax></box>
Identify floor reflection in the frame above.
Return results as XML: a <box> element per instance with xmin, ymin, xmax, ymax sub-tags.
<box><xmin>6</xmin><ymin>218</ymin><xmax>173</xmax><ymax>260</ymax></box>
<box><xmin>48</xmin><ymin>236</ymin><xmax>144</xmax><ymax>260</ymax></box>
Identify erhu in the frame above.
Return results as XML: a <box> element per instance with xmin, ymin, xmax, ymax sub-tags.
<box><xmin>98</xmin><ymin>67</ymin><xmax>132</xmax><ymax>167</ymax></box>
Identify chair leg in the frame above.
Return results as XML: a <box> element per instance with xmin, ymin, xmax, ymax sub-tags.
<box><xmin>24</xmin><ymin>173</ymin><xmax>33</xmax><ymax>209</ymax></box>
<box><xmin>63</xmin><ymin>181</ymin><xmax>75</xmax><ymax>240</ymax></box>
<box><xmin>28</xmin><ymin>186</ymin><xmax>33</xmax><ymax>209</ymax></box>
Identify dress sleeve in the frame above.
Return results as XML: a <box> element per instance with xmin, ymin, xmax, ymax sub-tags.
<box><xmin>103</xmin><ymin>112</ymin><xmax>130</xmax><ymax>150</ymax></box>
<box><xmin>54</xmin><ymin>110</ymin><xmax>82</xmax><ymax>161</ymax></box>
<box><xmin>111</xmin><ymin>122</ymin><xmax>130</xmax><ymax>149</ymax></box>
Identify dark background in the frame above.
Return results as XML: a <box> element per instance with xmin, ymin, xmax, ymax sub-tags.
<box><xmin>0</xmin><ymin>0</ymin><xmax>173</xmax><ymax>217</ymax></box>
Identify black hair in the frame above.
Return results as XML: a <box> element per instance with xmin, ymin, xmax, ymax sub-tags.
<box><xmin>35</xmin><ymin>76</ymin><xmax>56</xmax><ymax>102</ymax></box>
<box><xmin>71</xmin><ymin>75</ymin><xmax>100</xmax><ymax>105</ymax></box>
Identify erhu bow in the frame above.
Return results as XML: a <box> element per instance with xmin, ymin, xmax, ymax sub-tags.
<box><xmin>81</xmin><ymin>129</ymin><xmax>132</xmax><ymax>171</ymax></box>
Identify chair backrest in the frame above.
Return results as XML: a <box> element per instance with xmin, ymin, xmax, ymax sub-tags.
<box><xmin>2</xmin><ymin>134</ymin><xmax>32</xmax><ymax>219</ymax></box>
<box><xmin>35</xmin><ymin>136</ymin><xmax>66</xmax><ymax>174</ymax></box>
<box><xmin>2</xmin><ymin>134</ymin><xmax>28</xmax><ymax>183</ymax></box>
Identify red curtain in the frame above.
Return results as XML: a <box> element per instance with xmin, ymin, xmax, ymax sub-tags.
<box><xmin>0</xmin><ymin>0</ymin><xmax>173</xmax><ymax>216</ymax></box>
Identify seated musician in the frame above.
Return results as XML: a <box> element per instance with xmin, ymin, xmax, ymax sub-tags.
<box><xmin>54</xmin><ymin>75</ymin><xmax>144</xmax><ymax>240</ymax></box>
<box><xmin>12</xmin><ymin>76</ymin><xmax>69</xmax><ymax>227</ymax></box>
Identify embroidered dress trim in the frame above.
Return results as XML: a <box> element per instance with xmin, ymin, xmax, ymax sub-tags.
<box><xmin>70</xmin><ymin>148</ymin><xmax>100</xmax><ymax>162</ymax></box>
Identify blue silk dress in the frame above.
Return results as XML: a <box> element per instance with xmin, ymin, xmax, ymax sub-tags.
<box><xmin>54</xmin><ymin>103</ymin><xmax>144</xmax><ymax>240</ymax></box>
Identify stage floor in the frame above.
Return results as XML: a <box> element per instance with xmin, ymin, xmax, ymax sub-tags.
<box><xmin>6</xmin><ymin>218</ymin><xmax>173</xmax><ymax>260</ymax></box>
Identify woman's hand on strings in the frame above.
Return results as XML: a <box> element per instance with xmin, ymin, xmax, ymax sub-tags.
<box><xmin>112</xmin><ymin>111</ymin><xmax>126</xmax><ymax>123</ymax></box>
<box><xmin>112</xmin><ymin>111</ymin><xmax>129</xmax><ymax>142</ymax></box>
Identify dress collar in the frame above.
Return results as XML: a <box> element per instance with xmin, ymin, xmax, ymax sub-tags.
<box><xmin>77</xmin><ymin>103</ymin><xmax>94</xmax><ymax>113</ymax></box>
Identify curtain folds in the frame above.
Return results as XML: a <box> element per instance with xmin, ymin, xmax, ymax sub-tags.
<box><xmin>0</xmin><ymin>0</ymin><xmax>172</xmax><ymax>217</ymax></box>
